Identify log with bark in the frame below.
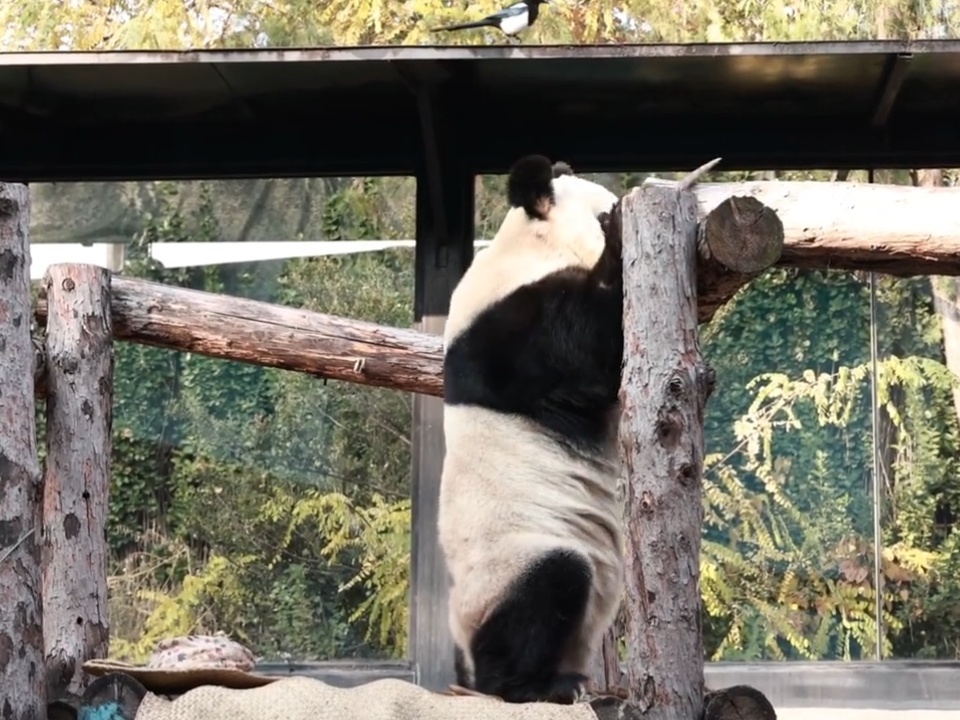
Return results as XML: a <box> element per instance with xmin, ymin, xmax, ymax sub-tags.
<box><xmin>616</xmin><ymin>183</ymin><xmax>713</xmax><ymax>720</ymax></box>
<box><xmin>589</xmin><ymin>684</ymin><xmax>776</xmax><ymax>720</ymax></box>
<box><xmin>692</xmin><ymin>194</ymin><xmax>784</xmax><ymax>323</ymax></box>
<box><xmin>42</xmin><ymin>264</ymin><xmax>113</xmax><ymax>703</ymax></box>
<box><xmin>0</xmin><ymin>182</ymin><xmax>46</xmax><ymax>720</ymax></box>
<box><xmin>694</xmin><ymin>179</ymin><xmax>960</xmax><ymax>276</ymax></box>
<box><xmin>586</xmin><ymin>177</ymin><xmax>777</xmax><ymax>720</ymax></box>
<box><xmin>35</xmin><ymin>273</ymin><xmax>447</xmax><ymax>398</ymax></box>
<box><xmin>691</xmin><ymin>179</ymin><xmax>960</xmax><ymax>320</ymax></box>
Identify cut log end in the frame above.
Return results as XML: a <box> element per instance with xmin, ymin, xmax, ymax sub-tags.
<box><xmin>699</xmin><ymin>195</ymin><xmax>784</xmax><ymax>273</ymax></box>
<box><xmin>589</xmin><ymin>685</ymin><xmax>776</xmax><ymax>720</ymax></box>
<box><xmin>703</xmin><ymin>685</ymin><xmax>778</xmax><ymax>720</ymax></box>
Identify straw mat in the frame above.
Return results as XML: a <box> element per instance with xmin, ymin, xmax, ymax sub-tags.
<box><xmin>133</xmin><ymin>676</ymin><xmax>602</xmax><ymax>720</ymax></box>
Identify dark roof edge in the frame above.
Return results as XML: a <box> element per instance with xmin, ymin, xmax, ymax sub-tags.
<box><xmin>2</xmin><ymin>39</ymin><xmax>960</xmax><ymax>66</ymax></box>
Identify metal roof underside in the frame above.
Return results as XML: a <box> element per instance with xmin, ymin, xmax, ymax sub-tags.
<box><xmin>0</xmin><ymin>41</ymin><xmax>959</xmax><ymax>181</ymax></box>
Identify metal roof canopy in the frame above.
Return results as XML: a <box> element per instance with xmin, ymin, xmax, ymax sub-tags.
<box><xmin>1</xmin><ymin>40</ymin><xmax>959</xmax><ymax>181</ymax></box>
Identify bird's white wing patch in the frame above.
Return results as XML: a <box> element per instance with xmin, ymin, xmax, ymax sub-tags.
<box><xmin>498</xmin><ymin>8</ymin><xmax>530</xmax><ymax>34</ymax></box>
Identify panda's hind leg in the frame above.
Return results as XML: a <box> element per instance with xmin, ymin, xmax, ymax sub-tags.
<box><xmin>469</xmin><ymin>548</ymin><xmax>592</xmax><ymax>704</ymax></box>
<box><xmin>454</xmin><ymin>644</ymin><xmax>470</xmax><ymax>688</ymax></box>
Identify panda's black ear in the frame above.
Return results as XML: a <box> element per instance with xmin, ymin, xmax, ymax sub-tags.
<box><xmin>552</xmin><ymin>161</ymin><xmax>574</xmax><ymax>177</ymax></box>
<box><xmin>507</xmin><ymin>154</ymin><xmax>554</xmax><ymax>220</ymax></box>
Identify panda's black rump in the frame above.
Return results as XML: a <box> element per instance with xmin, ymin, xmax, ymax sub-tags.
<box><xmin>507</xmin><ymin>154</ymin><xmax>555</xmax><ymax>221</ymax></box>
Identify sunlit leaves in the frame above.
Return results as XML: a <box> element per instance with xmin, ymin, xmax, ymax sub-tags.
<box><xmin>4</xmin><ymin>0</ymin><xmax>959</xmax><ymax>51</ymax></box>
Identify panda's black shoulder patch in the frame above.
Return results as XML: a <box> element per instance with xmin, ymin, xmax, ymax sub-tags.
<box><xmin>552</xmin><ymin>161</ymin><xmax>574</xmax><ymax>177</ymax></box>
<box><xmin>507</xmin><ymin>154</ymin><xmax>555</xmax><ymax>221</ymax></box>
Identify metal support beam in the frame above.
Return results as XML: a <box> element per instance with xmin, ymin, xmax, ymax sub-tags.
<box><xmin>871</xmin><ymin>53</ymin><xmax>913</xmax><ymax>127</ymax></box>
<box><xmin>4</xmin><ymin>115</ymin><xmax>960</xmax><ymax>181</ymax></box>
<box><xmin>395</xmin><ymin>61</ymin><xmax>456</xmax><ymax>259</ymax></box>
<box><xmin>403</xmin><ymin>64</ymin><xmax>476</xmax><ymax>692</ymax></box>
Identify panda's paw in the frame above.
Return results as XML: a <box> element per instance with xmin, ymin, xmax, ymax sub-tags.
<box><xmin>543</xmin><ymin>672</ymin><xmax>588</xmax><ymax>705</ymax></box>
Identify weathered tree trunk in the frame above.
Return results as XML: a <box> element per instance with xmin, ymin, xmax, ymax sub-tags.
<box><xmin>41</xmin><ymin>264</ymin><xmax>113</xmax><ymax>703</ymax></box>
<box><xmin>617</xmin><ymin>184</ymin><xmax>713</xmax><ymax>720</ymax></box>
<box><xmin>590</xmin><ymin>183</ymin><xmax>775</xmax><ymax>720</ymax></box>
<box><xmin>0</xmin><ymin>182</ymin><xmax>46</xmax><ymax>720</ymax></box>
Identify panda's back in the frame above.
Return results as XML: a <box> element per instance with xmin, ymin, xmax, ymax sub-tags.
<box><xmin>439</xmin><ymin>404</ymin><xmax>622</xmax><ymax>575</ymax></box>
<box><xmin>438</xmin><ymin>157</ymin><xmax>627</xmax><ymax>698</ymax></box>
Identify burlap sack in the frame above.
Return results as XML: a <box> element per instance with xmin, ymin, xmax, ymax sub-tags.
<box><xmin>134</xmin><ymin>676</ymin><xmax>601</xmax><ymax>720</ymax></box>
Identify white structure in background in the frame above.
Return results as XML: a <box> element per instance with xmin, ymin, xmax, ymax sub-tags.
<box><xmin>30</xmin><ymin>242</ymin><xmax>127</xmax><ymax>279</ymax></box>
<box><xmin>29</xmin><ymin>240</ymin><xmax>494</xmax><ymax>279</ymax></box>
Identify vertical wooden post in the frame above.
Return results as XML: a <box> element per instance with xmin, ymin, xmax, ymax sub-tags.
<box><xmin>409</xmin><ymin>161</ymin><xmax>474</xmax><ymax>691</ymax></box>
<box><xmin>41</xmin><ymin>263</ymin><xmax>113</xmax><ymax>702</ymax></box>
<box><xmin>0</xmin><ymin>182</ymin><xmax>46</xmax><ymax>720</ymax></box>
<box><xmin>618</xmin><ymin>184</ymin><xmax>712</xmax><ymax>720</ymax></box>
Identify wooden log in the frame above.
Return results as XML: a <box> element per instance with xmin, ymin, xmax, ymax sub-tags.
<box><xmin>41</xmin><ymin>264</ymin><xmax>113</xmax><ymax>703</ymax></box>
<box><xmin>35</xmin><ymin>274</ymin><xmax>446</xmax><ymax>398</ymax></box>
<box><xmin>695</xmin><ymin>196</ymin><xmax>784</xmax><ymax>323</ymax></box>
<box><xmin>701</xmin><ymin>685</ymin><xmax>777</xmax><ymax>720</ymax></box>
<box><xmin>590</xmin><ymin>684</ymin><xmax>776</xmax><ymax>720</ymax></box>
<box><xmin>0</xmin><ymin>182</ymin><xmax>46</xmax><ymax>720</ymax></box>
<box><xmin>618</xmin><ymin>185</ymin><xmax>713</xmax><ymax>720</ymax></box>
<box><xmin>692</xmin><ymin>179</ymin><xmax>960</xmax><ymax>275</ymax></box>
<box><xmin>692</xmin><ymin>179</ymin><xmax>960</xmax><ymax>320</ymax></box>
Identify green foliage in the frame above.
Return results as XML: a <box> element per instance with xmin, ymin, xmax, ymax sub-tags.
<box><xmin>260</xmin><ymin>488</ymin><xmax>411</xmax><ymax>654</ymax></box>
<box><xmin>96</xmin><ymin>177</ymin><xmax>415</xmax><ymax>662</ymax></box>
<box><xmin>700</xmin><ymin>271</ymin><xmax>960</xmax><ymax>661</ymax></box>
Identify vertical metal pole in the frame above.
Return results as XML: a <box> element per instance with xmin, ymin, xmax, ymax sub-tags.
<box><xmin>867</xmin><ymin>167</ymin><xmax>884</xmax><ymax>661</ymax></box>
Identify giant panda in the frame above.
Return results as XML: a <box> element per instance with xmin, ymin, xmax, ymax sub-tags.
<box><xmin>438</xmin><ymin>154</ymin><xmax>626</xmax><ymax>705</ymax></box>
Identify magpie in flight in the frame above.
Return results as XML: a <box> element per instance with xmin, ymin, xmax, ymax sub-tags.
<box><xmin>432</xmin><ymin>0</ymin><xmax>548</xmax><ymax>38</ymax></box>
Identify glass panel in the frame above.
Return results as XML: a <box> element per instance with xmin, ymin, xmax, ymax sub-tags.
<box><xmin>32</xmin><ymin>177</ymin><xmax>415</xmax><ymax>662</ymax></box>
<box><xmin>702</xmin><ymin>258</ymin><xmax>877</xmax><ymax>661</ymax></box>
<box><xmin>874</xmin><ymin>169</ymin><xmax>960</xmax><ymax>661</ymax></box>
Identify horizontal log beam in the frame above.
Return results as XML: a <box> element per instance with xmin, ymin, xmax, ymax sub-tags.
<box><xmin>34</xmin><ymin>273</ymin><xmax>446</xmax><ymax>398</ymax></box>
<box><xmin>693</xmin><ymin>193</ymin><xmax>784</xmax><ymax>323</ymax></box>
<box><xmin>693</xmin><ymin>179</ymin><xmax>960</xmax><ymax>276</ymax></box>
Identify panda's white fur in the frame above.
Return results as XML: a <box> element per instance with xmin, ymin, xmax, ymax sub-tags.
<box><xmin>442</xmin><ymin>173</ymin><xmax>617</xmax><ymax>345</ymax></box>
<box><xmin>438</xmin><ymin>155</ymin><xmax>626</xmax><ymax>705</ymax></box>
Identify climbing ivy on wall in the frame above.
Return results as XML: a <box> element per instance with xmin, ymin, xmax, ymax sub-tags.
<box><xmin>699</xmin><ymin>266</ymin><xmax>960</xmax><ymax>661</ymax></box>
